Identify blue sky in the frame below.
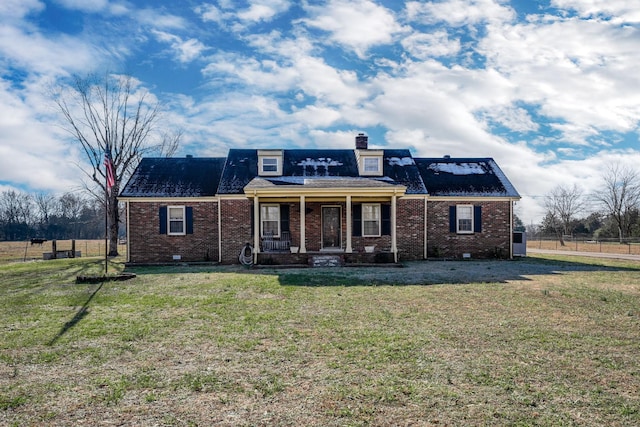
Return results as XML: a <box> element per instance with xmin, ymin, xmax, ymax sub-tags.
<box><xmin>1</xmin><ymin>0</ymin><xmax>639</xmax><ymax>225</ymax></box>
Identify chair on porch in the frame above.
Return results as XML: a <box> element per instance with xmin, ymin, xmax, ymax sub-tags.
<box><xmin>262</xmin><ymin>231</ymin><xmax>291</xmax><ymax>252</ymax></box>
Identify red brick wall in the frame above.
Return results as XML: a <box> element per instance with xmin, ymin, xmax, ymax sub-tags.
<box><xmin>127</xmin><ymin>201</ymin><xmax>218</xmax><ymax>264</ymax></box>
<box><xmin>396</xmin><ymin>198</ymin><xmax>426</xmax><ymax>260</ymax></box>
<box><xmin>427</xmin><ymin>200</ymin><xmax>512</xmax><ymax>259</ymax></box>
<box><xmin>219</xmin><ymin>199</ymin><xmax>253</xmax><ymax>264</ymax></box>
<box><xmin>127</xmin><ymin>197</ymin><xmax>513</xmax><ymax>264</ymax></box>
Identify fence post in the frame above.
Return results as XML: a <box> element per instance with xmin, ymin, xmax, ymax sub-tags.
<box><xmin>52</xmin><ymin>240</ymin><xmax>57</xmax><ymax>259</ymax></box>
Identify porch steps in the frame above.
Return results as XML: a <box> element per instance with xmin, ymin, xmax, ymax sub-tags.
<box><xmin>309</xmin><ymin>254</ymin><xmax>344</xmax><ymax>268</ymax></box>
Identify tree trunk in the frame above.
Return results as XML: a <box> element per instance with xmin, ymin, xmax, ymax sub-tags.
<box><xmin>107</xmin><ymin>191</ymin><xmax>119</xmax><ymax>257</ymax></box>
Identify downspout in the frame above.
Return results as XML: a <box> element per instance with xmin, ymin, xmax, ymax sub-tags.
<box><xmin>509</xmin><ymin>199</ymin><xmax>514</xmax><ymax>259</ymax></box>
<box><xmin>300</xmin><ymin>195</ymin><xmax>306</xmax><ymax>253</ymax></box>
<box><xmin>424</xmin><ymin>197</ymin><xmax>428</xmax><ymax>260</ymax></box>
<box><xmin>126</xmin><ymin>201</ymin><xmax>130</xmax><ymax>263</ymax></box>
<box><xmin>217</xmin><ymin>199</ymin><xmax>222</xmax><ymax>263</ymax></box>
<box><xmin>391</xmin><ymin>194</ymin><xmax>397</xmax><ymax>263</ymax></box>
<box><xmin>346</xmin><ymin>195</ymin><xmax>352</xmax><ymax>253</ymax></box>
<box><xmin>253</xmin><ymin>194</ymin><xmax>260</xmax><ymax>264</ymax></box>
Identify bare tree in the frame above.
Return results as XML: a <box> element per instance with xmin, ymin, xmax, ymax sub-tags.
<box><xmin>593</xmin><ymin>162</ymin><xmax>640</xmax><ymax>243</ymax></box>
<box><xmin>0</xmin><ymin>190</ymin><xmax>34</xmax><ymax>240</ymax></box>
<box><xmin>53</xmin><ymin>73</ymin><xmax>181</xmax><ymax>256</ymax></box>
<box><xmin>34</xmin><ymin>192</ymin><xmax>56</xmax><ymax>236</ymax></box>
<box><xmin>544</xmin><ymin>184</ymin><xmax>584</xmax><ymax>246</ymax></box>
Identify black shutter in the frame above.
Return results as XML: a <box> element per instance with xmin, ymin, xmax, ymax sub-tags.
<box><xmin>381</xmin><ymin>204</ymin><xmax>391</xmax><ymax>235</ymax></box>
<box><xmin>449</xmin><ymin>206</ymin><xmax>456</xmax><ymax>233</ymax></box>
<box><xmin>280</xmin><ymin>204</ymin><xmax>290</xmax><ymax>232</ymax></box>
<box><xmin>474</xmin><ymin>205</ymin><xmax>482</xmax><ymax>233</ymax></box>
<box><xmin>159</xmin><ymin>206</ymin><xmax>167</xmax><ymax>234</ymax></box>
<box><xmin>186</xmin><ymin>207</ymin><xmax>194</xmax><ymax>234</ymax></box>
<box><xmin>352</xmin><ymin>204</ymin><xmax>362</xmax><ymax>236</ymax></box>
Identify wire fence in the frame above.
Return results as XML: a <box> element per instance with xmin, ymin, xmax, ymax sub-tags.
<box><xmin>0</xmin><ymin>239</ymin><xmax>127</xmax><ymax>264</ymax></box>
<box><xmin>527</xmin><ymin>235</ymin><xmax>640</xmax><ymax>255</ymax></box>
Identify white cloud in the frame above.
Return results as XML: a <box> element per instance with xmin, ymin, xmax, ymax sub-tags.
<box><xmin>480</xmin><ymin>17</ymin><xmax>640</xmax><ymax>145</ymax></box>
<box><xmin>405</xmin><ymin>0</ymin><xmax>515</xmax><ymax>26</ymax></box>
<box><xmin>152</xmin><ymin>30</ymin><xmax>207</xmax><ymax>63</ymax></box>
<box><xmin>0</xmin><ymin>26</ymin><xmax>106</xmax><ymax>76</ymax></box>
<box><xmin>237</xmin><ymin>0</ymin><xmax>291</xmax><ymax>22</ymax></box>
<box><xmin>401</xmin><ymin>31</ymin><xmax>461</xmax><ymax>59</ymax></box>
<box><xmin>303</xmin><ymin>0</ymin><xmax>405</xmax><ymax>57</ymax></box>
<box><xmin>0</xmin><ymin>0</ymin><xmax>44</xmax><ymax>19</ymax></box>
<box><xmin>480</xmin><ymin>104</ymin><xmax>539</xmax><ymax>133</ymax></box>
<box><xmin>551</xmin><ymin>0</ymin><xmax>640</xmax><ymax>23</ymax></box>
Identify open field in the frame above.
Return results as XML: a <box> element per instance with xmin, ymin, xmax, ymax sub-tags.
<box><xmin>0</xmin><ymin>240</ymin><xmax>127</xmax><ymax>264</ymax></box>
<box><xmin>1</xmin><ymin>254</ymin><xmax>639</xmax><ymax>426</ymax></box>
<box><xmin>529</xmin><ymin>239</ymin><xmax>640</xmax><ymax>256</ymax></box>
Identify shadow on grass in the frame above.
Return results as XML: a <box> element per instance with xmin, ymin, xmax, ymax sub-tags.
<box><xmin>126</xmin><ymin>255</ymin><xmax>640</xmax><ymax>287</ymax></box>
<box><xmin>48</xmin><ymin>282</ymin><xmax>103</xmax><ymax>346</ymax></box>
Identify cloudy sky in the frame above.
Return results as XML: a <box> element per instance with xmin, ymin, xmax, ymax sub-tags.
<box><xmin>1</xmin><ymin>0</ymin><xmax>639</xmax><ymax>225</ymax></box>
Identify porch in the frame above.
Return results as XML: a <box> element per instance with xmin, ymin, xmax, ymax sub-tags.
<box><xmin>244</xmin><ymin>177</ymin><xmax>407</xmax><ymax>266</ymax></box>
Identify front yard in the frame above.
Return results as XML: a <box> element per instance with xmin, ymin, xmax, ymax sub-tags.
<box><xmin>1</xmin><ymin>255</ymin><xmax>639</xmax><ymax>426</ymax></box>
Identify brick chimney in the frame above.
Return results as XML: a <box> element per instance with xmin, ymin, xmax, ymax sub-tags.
<box><xmin>355</xmin><ymin>133</ymin><xmax>368</xmax><ymax>150</ymax></box>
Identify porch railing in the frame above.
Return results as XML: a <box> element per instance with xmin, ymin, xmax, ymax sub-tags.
<box><xmin>262</xmin><ymin>231</ymin><xmax>291</xmax><ymax>252</ymax></box>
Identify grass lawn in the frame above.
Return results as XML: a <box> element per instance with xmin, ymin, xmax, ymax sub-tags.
<box><xmin>1</xmin><ymin>255</ymin><xmax>639</xmax><ymax>426</ymax></box>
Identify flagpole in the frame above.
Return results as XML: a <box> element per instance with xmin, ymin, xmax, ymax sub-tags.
<box><xmin>105</xmin><ymin>160</ymin><xmax>109</xmax><ymax>275</ymax></box>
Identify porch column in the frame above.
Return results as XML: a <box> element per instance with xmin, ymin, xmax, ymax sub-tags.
<box><xmin>346</xmin><ymin>195</ymin><xmax>353</xmax><ymax>253</ymax></box>
<box><xmin>391</xmin><ymin>194</ymin><xmax>398</xmax><ymax>263</ymax></box>
<box><xmin>253</xmin><ymin>196</ymin><xmax>260</xmax><ymax>264</ymax></box>
<box><xmin>299</xmin><ymin>195</ymin><xmax>307</xmax><ymax>253</ymax></box>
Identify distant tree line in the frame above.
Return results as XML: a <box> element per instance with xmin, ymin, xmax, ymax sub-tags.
<box><xmin>0</xmin><ymin>190</ymin><xmax>107</xmax><ymax>241</ymax></box>
<box><xmin>532</xmin><ymin>162</ymin><xmax>640</xmax><ymax>244</ymax></box>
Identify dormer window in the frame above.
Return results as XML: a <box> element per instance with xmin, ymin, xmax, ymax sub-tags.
<box><xmin>356</xmin><ymin>149</ymin><xmax>383</xmax><ymax>176</ymax></box>
<box><xmin>258</xmin><ymin>150</ymin><xmax>283</xmax><ymax>176</ymax></box>
<box><xmin>262</xmin><ymin>158</ymin><xmax>278</xmax><ymax>172</ymax></box>
<box><xmin>364</xmin><ymin>157</ymin><xmax>380</xmax><ymax>173</ymax></box>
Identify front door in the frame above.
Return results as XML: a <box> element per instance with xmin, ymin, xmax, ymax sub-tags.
<box><xmin>322</xmin><ymin>206</ymin><xmax>341</xmax><ymax>250</ymax></box>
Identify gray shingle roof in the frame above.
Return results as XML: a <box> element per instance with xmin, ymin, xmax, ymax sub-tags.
<box><xmin>119</xmin><ymin>157</ymin><xmax>225</xmax><ymax>197</ymax></box>
<box><xmin>119</xmin><ymin>151</ymin><xmax>519</xmax><ymax>199</ymax></box>
<box><xmin>415</xmin><ymin>157</ymin><xmax>520</xmax><ymax>197</ymax></box>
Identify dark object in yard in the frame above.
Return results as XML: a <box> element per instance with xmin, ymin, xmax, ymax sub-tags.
<box><xmin>76</xmin><ymin>273</ymin><xmax>137</xmax><ymax>284</ymax></box>
<box><xmin>30</xmin><ymin>238</ymin><xmax>47</xmax><ymax>245</ymax></box>
<box><xmin>239</xmin><ymin>243</ymin><xmax>253</xmax><ymax>266</ymax></box>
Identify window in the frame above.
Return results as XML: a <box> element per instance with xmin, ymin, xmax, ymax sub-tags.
<box><xmin>362</xmin><ymin>203</ymin><xmax>381</xmax><ymax>237</ymax></box>
<box><xmin>457</xmin><ymin>205</ymin><xmax>473</xmax><ymax>233</ymax></box>
<box><xmin>159</xmin><ymin>206</ymin><xmax>193</xmax><ymax>235</ymax></box>
<box><xmin>364</xmin><ymin>157</ymin><xmax>380</xmax><ymax>173</ymax></box>
<box><xmin>168</xmin><ymin>206</ymin><xmax>186</xmax><ymax>235</ymax></box>
<box><xmin>258</xmin><ymin>150</ymin><xmax>283</xmax><ymax>176</ymax></box>
<box><xmin>262</xmin><ymin>157</ymin><xmax>278</xmax><ymax>173</ymax></box>
<box><xmin>356</xmin><ymin>149</ymin><xmax>383</xmax><ymax>176</ymax></box>
<box><xmin>261</xmin><ymin>204</ymin><xmax>280</xmax><ymax>237</ymax></box>
<box><xmin>449</xmin><ymin>205</ymin><xmax>481</xmax><ymax>234</ymax></box>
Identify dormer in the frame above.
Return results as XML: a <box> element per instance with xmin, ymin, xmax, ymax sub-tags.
<box><xmin>258</xmin><ymin>150</ymin><xmax>283</xmax><ymax>176</ymax></box>
<box><xmin>354</xmin><ymin>134</ymin><xmax>383</xmax><ymax>176</ymax></box>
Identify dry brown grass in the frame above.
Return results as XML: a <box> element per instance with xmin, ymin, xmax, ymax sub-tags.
<box><xmin>1</xmin><ymin>254</ymin><xmax>639</xmax><ymax>426</ymax></box>
<box><xmin>529</xmin><ymin>239</ymin><xmax>640</xmax><ymax>255</ymax></box>
<box><xmin>0</xmin><ymin>240</ymin><xmax>126</xmax><ymax>263</ymax></box>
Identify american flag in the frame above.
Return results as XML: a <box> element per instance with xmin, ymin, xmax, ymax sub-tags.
<box><xmin>104</xmin><ymin>148</ymin><xmax>115</xmax><ymax>193</ymax></box>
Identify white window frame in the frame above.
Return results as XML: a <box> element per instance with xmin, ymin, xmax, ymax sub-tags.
<box><xmin>356</xmin><ymin>149</ymin><xmax>384</xmax><ymax>176</ymax></box>
<box><xmin>362</xmin><ymin>203</ymin><xmax>381</xmax><ymax>237</ymax></box>
<box><xmin>363</xmin><ymin>157</ymin><xmax>380</xmax><ymax>174</ymax></box>
<box><xmin>456</xmin><ymin>205</ymin><xmax>474</xmax><ymax>234</ymax></box>
<box><xmin>258</xmin><ymin>150</ymin><xmax>283</xmax><ymax>176</ymax></box>
<box><xmin>261</xmin><ymin>157</ymin><xmax>279</xmax><ymax>173</ymax></box>
<box><xmin>261</xmin><ymin>204</ymin><xmax>281</xmax><ymax>238</ymax></box>
<box><xmin>168</xmin><ymin>205</ymin><xmax>186</xmax><ymax>236</ymax></box>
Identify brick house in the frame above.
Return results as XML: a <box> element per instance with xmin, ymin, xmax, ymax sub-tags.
<box><xmin>119</xmin><ymin>134</ymin><xmax>520</xmax><ymax>265</ymax></box>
